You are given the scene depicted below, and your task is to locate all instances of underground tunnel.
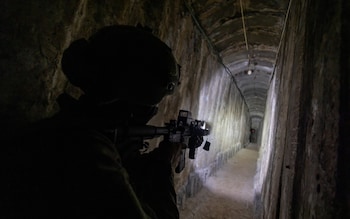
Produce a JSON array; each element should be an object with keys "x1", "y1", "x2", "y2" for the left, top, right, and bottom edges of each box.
[{"x1": 0, "y1": 0, "x2": 349, "y2": 218}]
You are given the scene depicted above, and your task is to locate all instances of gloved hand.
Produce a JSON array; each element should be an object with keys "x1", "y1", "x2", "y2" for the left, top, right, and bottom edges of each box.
[
  {"x1": 153, "y1": 140, "x2": 185, "y2": 169},
  {"x1": 189, "y1": 135, "x2": 204, "y2": 148}
]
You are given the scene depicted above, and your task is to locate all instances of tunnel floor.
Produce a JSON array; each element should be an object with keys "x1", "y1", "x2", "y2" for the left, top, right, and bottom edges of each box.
[{"x1": 179, "y1": 143, "x2": 259, "y2": 219}]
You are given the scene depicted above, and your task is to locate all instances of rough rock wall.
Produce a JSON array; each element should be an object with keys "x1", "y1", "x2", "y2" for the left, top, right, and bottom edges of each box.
[
  {"x1": 255, "y1": 0, "x2": 343, "y2": 218},
  {"x1": 338, "y1": 0, "x2": 350, "y2": 217},
  {"x1": 0, "y1": 0, "x2": 250, "y2": 207}
]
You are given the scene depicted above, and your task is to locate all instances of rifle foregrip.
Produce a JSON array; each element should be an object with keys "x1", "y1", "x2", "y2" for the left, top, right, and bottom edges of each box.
[{"x1": 126, "y1": 125, "x2": 170, "y2": 139}]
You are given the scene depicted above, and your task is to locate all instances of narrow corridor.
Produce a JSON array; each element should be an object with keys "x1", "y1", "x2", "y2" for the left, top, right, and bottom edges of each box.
[{"x1": 179, "y1": 144, "x2": 259, "y2": 219}]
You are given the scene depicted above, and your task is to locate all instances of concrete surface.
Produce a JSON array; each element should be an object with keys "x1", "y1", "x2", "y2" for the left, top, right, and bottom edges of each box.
[{"x1": 179, "y1": 144, "x2": 258, "y2": 219}]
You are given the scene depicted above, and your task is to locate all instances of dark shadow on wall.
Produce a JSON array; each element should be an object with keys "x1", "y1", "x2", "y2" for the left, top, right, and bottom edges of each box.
[{"x1": 337, "y1": 0, "x2": 350, "y2": 218}]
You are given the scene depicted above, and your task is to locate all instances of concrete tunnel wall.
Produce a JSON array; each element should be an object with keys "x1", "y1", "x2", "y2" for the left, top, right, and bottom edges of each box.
[
  {"x1": 0, "y1": 0, "x2": 250, "y2": 208},
  {"x1": 254, "y1": 0, "x2": 347, "y2": 218}
]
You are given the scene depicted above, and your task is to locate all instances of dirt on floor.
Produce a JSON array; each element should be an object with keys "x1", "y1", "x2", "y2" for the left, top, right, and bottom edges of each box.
[{"x1": 179, "y1": 144, "x2": 259, "y2": 219}]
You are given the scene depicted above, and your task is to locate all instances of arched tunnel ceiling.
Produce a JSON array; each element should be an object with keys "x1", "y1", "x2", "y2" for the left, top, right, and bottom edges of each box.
[{"x1": 187, "y1": 0, "x2": 290, "y2": 123}]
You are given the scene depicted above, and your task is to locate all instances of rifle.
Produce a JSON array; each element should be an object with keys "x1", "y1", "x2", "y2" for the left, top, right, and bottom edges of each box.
[{"x1": 115, "y1": 110, "x2": 211, "y2": 173}]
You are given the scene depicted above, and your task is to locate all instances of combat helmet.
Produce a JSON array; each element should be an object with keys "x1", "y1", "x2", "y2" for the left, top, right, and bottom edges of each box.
[{"x1": 61, "y1": 25, "x2": 180, "y2": 106}]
